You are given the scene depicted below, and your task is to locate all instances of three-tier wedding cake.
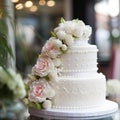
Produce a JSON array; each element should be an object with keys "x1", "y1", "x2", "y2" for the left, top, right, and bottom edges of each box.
[{"x1": 26, "y1": 19, "x2": 118, "y2": 118}]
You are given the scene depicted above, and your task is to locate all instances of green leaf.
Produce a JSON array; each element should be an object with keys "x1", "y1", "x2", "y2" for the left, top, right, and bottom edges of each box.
[
  {"x1": 75, "y1": 18, "x2": 79, "y2": 23},
  {"x1": 51, "y1": 31, "x2": 57, "y2": 37},
  {"x1": 45, "y1": 75, "x2": 50, "y2": 81},
  {"x1": 28, "y1": 102, "x2": 42, "y2": 110},
  {"x1": 0, "y1": 9, "x2": 14, "y2": 69},
  {"x1": 0, "y1": 19, "x2": 7, "y2": 34},
  {"x1": 24, "y1": 83, "x2": 30, "y2": 92},
  {"x1": 0, "y1": 34, "x2": 13, "y2": 68},
  {"x1": 0, "y1": 33, "x2": 13, "y2": 56},
  {"x1": 60, "y1": 17, "x2": 65, "y2": 23},
  {"x1": 34, "y1": 102, "x2": 42, "y2": 110},
  {"x1": 29, "y1": 102, "x2": 34, "y2": 108}
]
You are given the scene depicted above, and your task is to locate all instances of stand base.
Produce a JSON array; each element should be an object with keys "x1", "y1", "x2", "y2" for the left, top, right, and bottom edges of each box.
[{"x1": 29, "y1": 100, "x2": 118, "y2": 120}]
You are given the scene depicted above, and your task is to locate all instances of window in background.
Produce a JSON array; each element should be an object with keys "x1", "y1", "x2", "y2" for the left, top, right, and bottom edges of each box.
[
  {"x1": 94, "y1": 0, "x2": 119, "y2": 64},
  {"x1": 95, "y1": 0, "x2": 120, "y2": 79}
]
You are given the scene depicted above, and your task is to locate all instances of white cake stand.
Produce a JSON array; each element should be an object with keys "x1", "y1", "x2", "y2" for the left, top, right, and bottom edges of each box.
[{"x1": 29, "y1": 100, "x2": 118, "y2": 120}]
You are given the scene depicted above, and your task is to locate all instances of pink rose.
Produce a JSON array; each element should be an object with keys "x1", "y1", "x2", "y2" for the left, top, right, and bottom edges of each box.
[
  {"x1": 28, "y1": 79, "x2": 55, "y2": 102},
  {"x1": 34, "y1": 85, "x2": 44, "y2": 97},
  {"x1": 41, "y1": 37, "x2": 62, "y2": 58},
  {"x1": 32, "y1": 57, "x2": 54, "y2": 77}
]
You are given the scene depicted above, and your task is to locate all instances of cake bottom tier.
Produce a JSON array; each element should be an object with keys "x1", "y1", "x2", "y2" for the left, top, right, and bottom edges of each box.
[{"x1": 52, "y1": 73, "x2": 106, "y2": 109}]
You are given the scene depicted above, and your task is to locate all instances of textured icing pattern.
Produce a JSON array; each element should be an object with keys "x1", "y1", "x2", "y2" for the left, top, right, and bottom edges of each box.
[
  {"x1": 52, "y1": 73, "x2": 106, "y2": 109},
  {"x1": 60, "y1": 43, "x2": 98, "y2": 76},
  {"x1": 52, "y1": 41, "x2": 107, "y2": 109}
]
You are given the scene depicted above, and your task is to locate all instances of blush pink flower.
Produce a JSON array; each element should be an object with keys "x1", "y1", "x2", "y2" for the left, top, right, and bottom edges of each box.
[
  {"x1": 32, "y1": 57, "x2": 54, "y2": 77},
  {"x1": 28, "y1": 79, "x2": 55, "y2": 102},
  {"x1": 41, "y1": 37, "x2": 62, "y2": 58},
  {"x1": 34, "y1": 85, "x2": 44, "y2": 97}
]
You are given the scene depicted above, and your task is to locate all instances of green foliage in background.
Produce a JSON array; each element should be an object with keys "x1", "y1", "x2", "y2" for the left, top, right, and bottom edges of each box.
[{"x1": 0, "y1": 9, "x2": 13, "y2": 69}]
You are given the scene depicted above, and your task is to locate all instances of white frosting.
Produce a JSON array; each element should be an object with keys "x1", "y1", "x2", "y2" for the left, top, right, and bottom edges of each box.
[
  {"x1": 52, "y1": 73, "x2": 106, "y2": 109},
  {"x1": 52, "y1": 41, "x2": 107, "y2": 109},
  {"x1": 60, "y1": 41, "x2": 98, "y2": 76}
]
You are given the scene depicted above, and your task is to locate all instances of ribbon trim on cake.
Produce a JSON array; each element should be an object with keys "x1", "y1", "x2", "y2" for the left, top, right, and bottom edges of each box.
[{"x1": 24, "y1": 18, "x2": 92, "y2": 109}]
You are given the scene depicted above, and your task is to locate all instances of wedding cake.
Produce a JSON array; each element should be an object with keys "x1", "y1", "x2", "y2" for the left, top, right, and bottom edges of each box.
[{"x1": 26, "y1": 19, "x2": 118, "y2": 118}]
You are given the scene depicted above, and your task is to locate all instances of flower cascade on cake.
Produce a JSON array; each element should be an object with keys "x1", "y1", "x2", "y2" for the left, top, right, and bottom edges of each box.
[{"x1": 25, "y1": 18, "x2": 92, "y2": 109}]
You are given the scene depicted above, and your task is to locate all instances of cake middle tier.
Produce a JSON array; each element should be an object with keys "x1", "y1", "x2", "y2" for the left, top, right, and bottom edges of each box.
[{"x1": 60, "y1": 44, "x2": 98, "y2": 76}]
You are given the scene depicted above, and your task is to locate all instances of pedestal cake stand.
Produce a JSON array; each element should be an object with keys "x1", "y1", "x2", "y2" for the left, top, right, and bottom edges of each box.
[{"x1": 29, "y1": 100, "x2": 118, "y2": 120}]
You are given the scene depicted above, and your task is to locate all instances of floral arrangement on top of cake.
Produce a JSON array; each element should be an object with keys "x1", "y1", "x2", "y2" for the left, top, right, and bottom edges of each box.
[{"x1": 24, "y1": 18, "x2": 92, "y2": 109}]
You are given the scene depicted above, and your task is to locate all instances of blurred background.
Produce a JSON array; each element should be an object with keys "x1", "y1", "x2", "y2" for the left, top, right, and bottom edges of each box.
[
  {"x1": 1, "y1": 0, "x2": 120, "y2": 80},
  {"x1": 1, "y1": 1, "x2": 120, "y2": 119}
]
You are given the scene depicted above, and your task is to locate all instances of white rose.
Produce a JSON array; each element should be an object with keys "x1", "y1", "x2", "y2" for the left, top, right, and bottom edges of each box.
[
  {"x1": 55, "y1": 39, "x2": 63, "y2": 48},
  {"x1": 61, "y1": 44, "x2": 68, "y2": 51},
  {"x1": 48, "y1": 37, "x2": 62, "y2": 46},
  {"x1": 54, "y1": 26, "x2": 60, "y2": 33},
  {"x1": 73, "y1": 20, "x2": 85, "y2": 27},
  {"x1": 73, "y1": 26, "x2": 84, "y2": 38},
  {"x1": 58, "y1": 22, "x2": 65, "y2": 29},
  {"x1": 53, "y1": 58, "x2": 61, "y2": 67},
  {"x1": 63, "y1": 21, "x2": 75, "y2": 34},
  {"x1": 48, "y1": 70, "x2": 58, "y2": 82},
  {"x1": 64, "y1": 34, "x2": 74, "y2": 47},
  {"x1": 79, "y1": 25, "x2": 92, "y2": 40},
  {"x1": 56, "y1": 30, "x2": 66, "y2": 40},
  {"x1": 42, "y1": 100, "x2": 52, "y2": 109},
  {"x1": 84, "y1": 25, "x2": 92, "y2": 37},
  {"x1": 54, "y1": 23, "x2": 64, "y2": 32}
]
